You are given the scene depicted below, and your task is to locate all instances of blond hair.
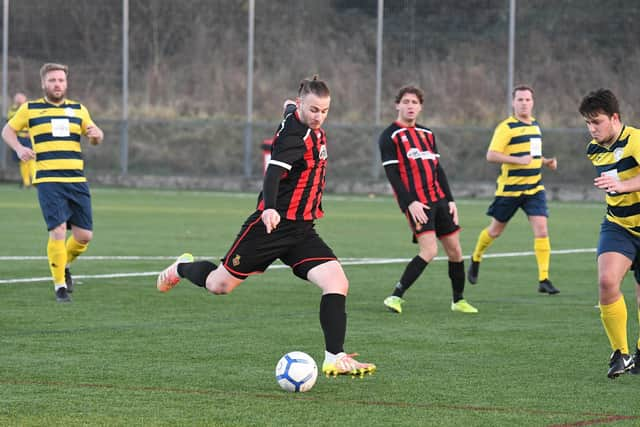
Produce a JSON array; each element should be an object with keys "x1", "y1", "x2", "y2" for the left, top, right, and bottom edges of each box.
[{"x1": 40, "y1": 63, "x2": 69, "y2": 81}]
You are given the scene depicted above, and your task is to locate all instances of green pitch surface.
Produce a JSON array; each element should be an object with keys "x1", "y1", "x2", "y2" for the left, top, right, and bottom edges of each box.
[{"x1": 1, "y1": 184, "x2": 639, "y2": 426}]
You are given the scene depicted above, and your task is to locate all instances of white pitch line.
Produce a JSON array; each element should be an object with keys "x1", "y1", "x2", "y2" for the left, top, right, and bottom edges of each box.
[{"x1": 0, "y1": 248, "x2": 596, "y2": 285}]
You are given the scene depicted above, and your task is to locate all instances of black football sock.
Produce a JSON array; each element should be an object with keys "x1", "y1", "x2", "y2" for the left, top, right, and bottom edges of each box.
[
  {"x1": 319, "y1": 293, "x2": 346, "y2": 355},
  {"x1": 393, "y1": 255, "x2": 428, "y2": 297},
  {"x1": 177, "y1": 261, "x2": 217, "y2": 288},
  {"x1": 449, "y1": 260, "x2": 465, "y2": 302}
]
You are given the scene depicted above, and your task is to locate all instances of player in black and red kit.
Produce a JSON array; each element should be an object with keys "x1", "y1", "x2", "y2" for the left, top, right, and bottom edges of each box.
[
  {"x1": 380, "y1": 86, "x2": 478, "y2": 314},
  {"x1": 156, "y1": 77, "x2": 375, "y2": 377}
]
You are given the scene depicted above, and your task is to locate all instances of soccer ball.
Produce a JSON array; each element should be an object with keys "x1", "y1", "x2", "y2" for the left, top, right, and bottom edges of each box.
[{"x1": 275, "y1": 351, "x2": 318, "y2": 392}]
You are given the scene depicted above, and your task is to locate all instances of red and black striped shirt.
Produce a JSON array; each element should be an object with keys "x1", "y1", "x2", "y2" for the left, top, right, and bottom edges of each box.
[
  {"x1": 379, "y1": 121, "x2": 449, "y2": 210},
  {"x1": 258, "y1": 111, "x2": 327, "y2": 220}
]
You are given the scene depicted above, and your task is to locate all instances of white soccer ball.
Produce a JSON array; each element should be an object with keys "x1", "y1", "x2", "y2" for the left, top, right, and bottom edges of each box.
[{"x1": 275, "y1": 351, "x2": 318, "y2": 392}]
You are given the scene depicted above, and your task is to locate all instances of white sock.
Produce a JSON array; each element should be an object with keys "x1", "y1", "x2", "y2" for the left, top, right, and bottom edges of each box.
[{"x1": 324, "y1": 351, "x2": 346, "y2": 363}]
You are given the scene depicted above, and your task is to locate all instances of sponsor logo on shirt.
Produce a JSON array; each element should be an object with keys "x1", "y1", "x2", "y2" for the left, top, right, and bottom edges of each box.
[{"x1": 406, "y1": 148, "x2": 440, "y2": 161}]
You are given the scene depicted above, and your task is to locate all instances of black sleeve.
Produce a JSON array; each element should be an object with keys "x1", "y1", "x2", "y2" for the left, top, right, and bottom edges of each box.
[
  {"x1": 262, "y1": 164, "x2": 287, "y2": 210},
  {"x1": 378, "y1": 127, "x2": 398, "y2": 165},
  {"x1": 437, "y1": 163, "x2": 454, "y2": 202},
  {"x1": 383, "y1": 163, "x2": 417, "y2": 212}
]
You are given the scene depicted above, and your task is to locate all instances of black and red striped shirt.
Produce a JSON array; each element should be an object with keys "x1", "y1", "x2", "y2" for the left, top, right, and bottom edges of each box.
[
  {"x1": 258, "y1": 110, "x2": 327, "y2": 220},
  {"x1": 379, "y1": 121, "x2": 450, "y2": 211}
]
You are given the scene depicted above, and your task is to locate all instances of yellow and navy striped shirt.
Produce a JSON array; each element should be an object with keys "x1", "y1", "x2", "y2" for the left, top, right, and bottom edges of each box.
[
  {"x1": 488, "y1": 116, "x2": 544, "y2": 197},
  {"x1": 587, "y1": 125, "x2": 640, "y2": 236},
  {"x1": 8, "y1": 97, "x2": 96, "y2": 184}
]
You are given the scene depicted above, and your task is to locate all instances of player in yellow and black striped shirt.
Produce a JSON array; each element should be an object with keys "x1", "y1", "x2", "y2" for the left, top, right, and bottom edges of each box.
[
  {"x1": 468, "y1": 85, "x2": 559, "y2": 294},
  {"x1": 581, "y1": 88, "x2": 640, "y2": 378},
  {"x1": 1, "y1": 63, "x2": 104, "y2": 303}
]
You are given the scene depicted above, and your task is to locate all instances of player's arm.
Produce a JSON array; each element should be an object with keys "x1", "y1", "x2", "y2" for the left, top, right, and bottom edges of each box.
[
  {"x1": 261, "y1": 164, "x2": 286, "y2": 234},
  {"x1": 82, "y1": 108, "x2": 104, "y2": 145},
  {"x1": 486, "y1": 150, "x2": 531, "y2": 165},
  {"x1": 378, "y1": 131, "x2": 416, "y2": 211},
  {"x1": 542, "y1": 156, "x2": 558, "y2": 170},
  {"x1": 486, "y1": 123, "x2": 531, "y2": 165},
  {"x1": 595, "y1": 147, "x2": 640, "y2": 193},
  {"x1": 594, "y1": 172, "x2": 640, "y2": 194},
  {"x1": 2, "y1": 106, "x2": 34, "y2": 160},
  {"x1": 383, "y1": 164, "x2": 417, "y2": 211},
  {"x1": 86, "y1": 124, "x2": 104, "y2": 145},
  {"x1": 437, "y1": 164, "x2": 459, "y2": 225},
  {"x1": 261, "y1": 132, "x2": 305, "y2": 233}
]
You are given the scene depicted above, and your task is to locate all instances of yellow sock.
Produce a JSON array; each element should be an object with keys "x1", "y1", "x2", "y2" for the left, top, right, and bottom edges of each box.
[
  {"x1": 534, "y1": 237, "x2": 551, "y2": 281},
  {"x1": 47, "y1": 238, "x2": 67, "y2": 285},
  {"x1": 600, "y1": 296, "x2": 628, "y2": 354},
  {"x1": 472, "y1": 228, "x2": 495, "y2": 262},
  {"x1": 66, "y1": 235, "x2": 88, "y2": 265}
]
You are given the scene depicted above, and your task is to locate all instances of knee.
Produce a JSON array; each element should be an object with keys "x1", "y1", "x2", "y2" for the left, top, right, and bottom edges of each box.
[
  {"x1": 324, "y1": 277, "x2": 349, "y2": 296},
  {"x1": 207, "y1": 282, "x2": 231, "y2": 295},
  {"x1": 74, "y1": 230, "x2": 93, "y2": 244},
  {"x1": 418, "y1": 248, "x2": 437, "y2": 262},
  {"x1": 205, "y1": 277, "x2": 236, "y2": 295},
  {"x1": 488, "y1": 229, "x2": 502, "y2": 239},
  {"x1": 598, "y1": 275, "x2": 619, "y2": 293},
  {"x1": 446, "y1": 245, "x2": 463, "y2": 261},
  {"x1": 81, "y1": 231, "x2": 93, "y2": 244}
]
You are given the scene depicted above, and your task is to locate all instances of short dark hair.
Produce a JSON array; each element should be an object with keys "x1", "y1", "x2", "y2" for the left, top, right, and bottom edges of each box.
[
  {"x1": 298, "y1": 75, "x2": 330, "y2": 98},
  {"x1": 395, "y1": 86, "x2": 424, "y2": 104},
  {"x1": 579, "y1": 88, "x2": 620, "y2": 119},
  {"x1": 512, "y1": 85, "x2": 534, "y2": 98}
]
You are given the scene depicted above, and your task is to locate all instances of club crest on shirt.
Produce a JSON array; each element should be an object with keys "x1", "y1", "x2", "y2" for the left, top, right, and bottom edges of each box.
[
  {"x1": 614, "y1": 148, "x2": 624, "y2": 162},
  {"x1": 65, "y1": 107, "x2": 75, "y2": 117},
  {"x1": 319, "y1": 145, "x2": 328, "y2": 160},
  {"x1": 232, "y1": 254, "x2": 241, "y2": 267}
]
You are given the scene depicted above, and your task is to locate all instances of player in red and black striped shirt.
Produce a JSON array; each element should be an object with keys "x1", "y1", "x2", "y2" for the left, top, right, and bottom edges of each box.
[
  {"x1": 380, "y1": 86, "x2": 478, "y2": 314},
  {"x1": 156, "y1": 77, "x2": 375, "y2": 377}
]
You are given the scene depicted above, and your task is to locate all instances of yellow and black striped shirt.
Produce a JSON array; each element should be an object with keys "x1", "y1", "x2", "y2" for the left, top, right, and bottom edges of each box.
[
  {"x1": 587, "y1": 125, "x2": 640, "y2": 236},
  {"x1": 8, "y1": 98, "x2": 96, "y2": 184},
  {"x1": 488, "y1": 116, "x2": 544, "y2": 197}
]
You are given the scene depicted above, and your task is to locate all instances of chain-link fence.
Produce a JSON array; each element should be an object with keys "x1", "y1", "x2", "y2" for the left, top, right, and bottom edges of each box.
[{"x1": 1, "y1": 0, "x2": 637, "y2": 200}]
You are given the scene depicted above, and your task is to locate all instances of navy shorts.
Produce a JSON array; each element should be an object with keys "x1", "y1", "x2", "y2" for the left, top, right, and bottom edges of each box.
[
  {"x1": 406, "y1": 198, "x2": 460, "y2": 243},
  {"x1": 222, "y1": 210, "x2": 337, "y2": 280},
  {"x1": 37, "y1": 182, "x2": 93, "y2": 231},
  {"x1": 598, "y1": 219, "x2": 640, "y2": 283},
  {"x1": 487, "y1": 191, "x2": 548, "y2": 223}
]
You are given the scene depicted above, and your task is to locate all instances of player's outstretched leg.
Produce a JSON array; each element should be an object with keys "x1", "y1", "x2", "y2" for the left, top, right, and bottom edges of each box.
[{"x1": 157, "y1": 253, "x2": 194, "y2": 292}]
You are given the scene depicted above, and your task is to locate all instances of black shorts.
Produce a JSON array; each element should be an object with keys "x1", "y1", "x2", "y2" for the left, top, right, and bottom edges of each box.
[
  {"x1": 222, "y1": 210, "x2": 337, "y2": 280},
  {"x1": 406, "y1": 198, "x2": 460, "y2": 243}
]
